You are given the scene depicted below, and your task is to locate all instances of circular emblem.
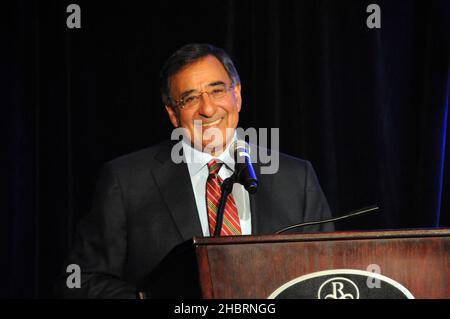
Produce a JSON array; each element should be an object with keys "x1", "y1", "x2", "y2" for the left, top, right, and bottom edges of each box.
[{"x1": 317, "y1": 277, "x2": 360, "y2": 299}]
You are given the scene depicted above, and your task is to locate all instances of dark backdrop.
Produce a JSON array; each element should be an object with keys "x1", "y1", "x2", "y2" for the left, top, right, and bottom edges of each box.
[{"x1": 3, "y1": 0, "x2": 449, "y2": 298}]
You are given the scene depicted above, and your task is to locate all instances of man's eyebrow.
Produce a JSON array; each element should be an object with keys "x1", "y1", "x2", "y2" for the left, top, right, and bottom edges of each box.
[{"x1": 207, "y1": 81, "x2": 226, "y2": 87}]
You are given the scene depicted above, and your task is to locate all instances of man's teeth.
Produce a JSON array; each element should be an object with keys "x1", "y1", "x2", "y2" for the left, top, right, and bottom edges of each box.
[{"x1": 202, "y1": 119, "x2": 222, "y2": 126}]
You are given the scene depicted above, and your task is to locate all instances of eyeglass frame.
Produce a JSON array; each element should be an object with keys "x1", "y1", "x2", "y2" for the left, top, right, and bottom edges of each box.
[{"x1": 173, "y1": 82, "x2": 235, "y2": 109}]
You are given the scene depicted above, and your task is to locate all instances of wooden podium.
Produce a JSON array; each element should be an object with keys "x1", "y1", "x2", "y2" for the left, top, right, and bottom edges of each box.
[{"x1": 141, "y1": 228, "x2": 450, "y2": 299}]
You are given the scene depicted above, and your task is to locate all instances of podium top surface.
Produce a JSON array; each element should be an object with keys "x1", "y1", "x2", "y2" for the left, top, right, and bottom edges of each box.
[{"x1": 191, "y1": 228, "x2": 450, "y2": 246}]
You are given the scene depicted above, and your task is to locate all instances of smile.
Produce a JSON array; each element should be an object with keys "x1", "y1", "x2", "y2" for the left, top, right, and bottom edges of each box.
[{"x1": 201, "y1": 118, "x2": 223, "y2": 127}]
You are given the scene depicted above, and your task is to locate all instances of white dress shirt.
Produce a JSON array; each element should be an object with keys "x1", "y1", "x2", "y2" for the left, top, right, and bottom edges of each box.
[{"x1": 182, "y1": 138, "x2": 252, "y2": 236}]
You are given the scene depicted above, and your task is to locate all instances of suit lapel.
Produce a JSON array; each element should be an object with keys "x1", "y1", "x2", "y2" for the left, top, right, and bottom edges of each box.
[
  {"x1": 152, "y1": 142, "x2": 203, "y2": 241},
  {"x1": 248, "y1": 145, "x2": 276, "y2": 235}
]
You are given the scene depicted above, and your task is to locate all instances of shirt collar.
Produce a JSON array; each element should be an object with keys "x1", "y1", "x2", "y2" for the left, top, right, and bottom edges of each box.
[{"x1": 182, "y1": 133, "x2": 237, "y2": 176}]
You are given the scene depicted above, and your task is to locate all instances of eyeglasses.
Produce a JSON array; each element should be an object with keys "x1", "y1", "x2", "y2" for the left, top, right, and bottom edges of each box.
[{"x1": 174, "y1": 83, "x2": 234, "y2": 109}]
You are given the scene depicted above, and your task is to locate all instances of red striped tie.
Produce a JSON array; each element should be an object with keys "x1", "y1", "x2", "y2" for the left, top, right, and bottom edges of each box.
[{"x1": 206, "y1": 159, "x2": 242, "y2": 236}]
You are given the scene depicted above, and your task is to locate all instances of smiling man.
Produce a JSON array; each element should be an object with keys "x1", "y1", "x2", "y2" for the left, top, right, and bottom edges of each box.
[{"x1": 56, "y1": 44, "x2": 333, "y2": 298}]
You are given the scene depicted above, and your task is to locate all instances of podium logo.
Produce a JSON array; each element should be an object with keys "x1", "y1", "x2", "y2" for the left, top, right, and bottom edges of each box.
[
  {"x1": 318, "y1": 277, "x2": 360, "y2": 299},
  {"x1": 268, "y1": 269, "x2": 414, "y2": 299}
]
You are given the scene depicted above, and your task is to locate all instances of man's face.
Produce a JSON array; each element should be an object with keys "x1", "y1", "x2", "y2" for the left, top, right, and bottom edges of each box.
[{"x1": 165, "y1": 55, "x2": 241, "y2": 154}]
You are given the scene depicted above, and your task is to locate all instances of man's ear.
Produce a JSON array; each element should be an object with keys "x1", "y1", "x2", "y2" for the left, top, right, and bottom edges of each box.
[
  {"x1": 234, "y1": 84, "x2": 242, "y2": 112},
  {"x1": 165, "y1": 105, "x2": 179, "y2": 128}
]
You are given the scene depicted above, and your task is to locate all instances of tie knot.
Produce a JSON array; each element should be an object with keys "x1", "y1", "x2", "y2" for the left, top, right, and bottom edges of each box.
[{"x1": 207, "y1": 159, "x2": 222, "y2": 177}]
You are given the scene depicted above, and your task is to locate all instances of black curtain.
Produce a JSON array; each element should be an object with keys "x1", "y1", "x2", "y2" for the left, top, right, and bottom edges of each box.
[{"x1": 3, "y1": 0, "x2": 449, "y2": 298}]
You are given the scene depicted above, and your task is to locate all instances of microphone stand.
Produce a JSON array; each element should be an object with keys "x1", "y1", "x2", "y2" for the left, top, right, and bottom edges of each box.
[{"x1": 213, "y1": 175, "x2": 236, "y2": 237}]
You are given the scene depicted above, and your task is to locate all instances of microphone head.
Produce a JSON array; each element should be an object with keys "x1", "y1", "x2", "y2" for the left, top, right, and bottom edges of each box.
[
  {"x1": 230, "y1": 140, "x2": 258, "y2": 194},
  {"x1": 230, "y1": 140, "x2": 251, "y2": 163}
]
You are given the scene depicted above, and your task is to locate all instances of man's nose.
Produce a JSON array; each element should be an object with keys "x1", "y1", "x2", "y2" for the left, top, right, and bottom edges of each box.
[{"x1": 197, "y1": 92, "x2": 217, "y2": 117}]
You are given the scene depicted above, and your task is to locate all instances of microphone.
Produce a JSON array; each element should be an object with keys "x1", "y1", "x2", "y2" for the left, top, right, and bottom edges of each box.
[
  {"x1": 230, "y1": 140, "x2": 258, "y2": 194},
  {"x1": 213, "y1": 141, "x2": 258, "y2": 236},
  {"x1": 275, "y1": 205, "x2": 380, "y2": 234}
]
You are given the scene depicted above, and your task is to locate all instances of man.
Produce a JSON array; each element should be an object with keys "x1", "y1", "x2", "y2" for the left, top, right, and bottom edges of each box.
[{"x1": 57, "y1": 43, "x2": 333, "y2": 298}]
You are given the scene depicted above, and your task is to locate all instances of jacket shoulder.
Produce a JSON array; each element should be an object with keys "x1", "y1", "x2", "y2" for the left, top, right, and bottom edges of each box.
[{"x1": 104, "y1": 140, "x2": 174, "y2": 172}]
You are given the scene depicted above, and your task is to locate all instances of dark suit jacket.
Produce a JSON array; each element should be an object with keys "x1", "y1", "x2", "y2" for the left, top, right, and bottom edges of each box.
[{"x1": 56, "y1": 140, "x2": 333, "y2": 298}]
